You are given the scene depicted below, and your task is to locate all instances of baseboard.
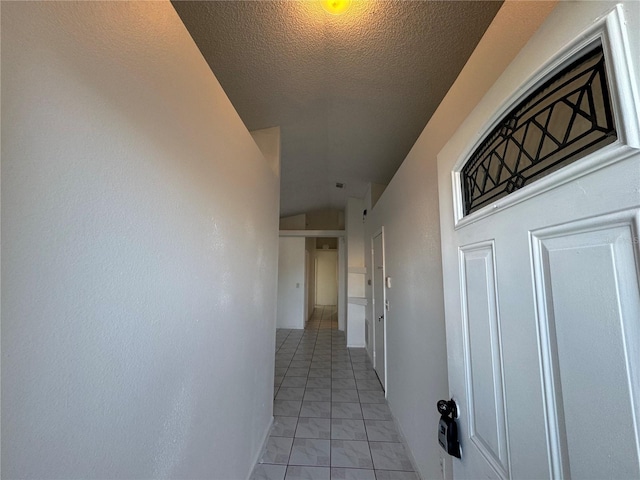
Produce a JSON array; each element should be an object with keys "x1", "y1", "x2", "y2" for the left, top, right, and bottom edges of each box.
[
  {"x1": 245, "y1": 415, "x2": 274, "y2": 480},
  {"x1": 388, "y1": 400, "x2": 424, "y2": 480}
]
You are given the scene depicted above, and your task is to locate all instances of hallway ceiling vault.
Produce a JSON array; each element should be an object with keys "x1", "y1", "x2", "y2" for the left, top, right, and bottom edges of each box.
[{"x1": 173, "y1": 0, "x2": 503, "y2": 217}]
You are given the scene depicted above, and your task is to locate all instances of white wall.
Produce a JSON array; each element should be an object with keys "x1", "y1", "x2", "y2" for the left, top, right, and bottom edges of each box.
[
  {"x1": 305, "y1": 237, "x2": 317, "y2": 319},
  {"x1": 305, "y1": 209, "x2": 345, "y2": 230},
  {"x1": 346, "y1": 197, "x2": 367, "y2": 347},
  {"x1": 251, "y1": 126, "x2": 281, "y2": 178},
  {"x1": 277, "y1": 237, "x2": 306, "y2": 328},
  {"x1": 1, "y1": 2, "x2": 279, "y2": 479},
  {"x1": 280, "y1": 213, "x2": 306, "y2": 230},
  {"x1": 365, "y1": 182, "x2": 387, "y2": 212},
  {"x1": 338, "y1": 237, "x2": 347, "y2": 331},
  {"x1": 363, "y1": 1, "x2": 556, "y2": 478},
  {"x1": 346, "y1": 197, "x2": 365, "y2": 267}
]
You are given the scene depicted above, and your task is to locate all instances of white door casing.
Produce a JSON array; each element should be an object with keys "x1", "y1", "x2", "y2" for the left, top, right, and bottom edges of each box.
[
  {"x1": 438, "y1": 4, "x2": 640, "y2": 479},
  {"x1": 372, "y1": 228, "x2": 387, "y2": 391}
]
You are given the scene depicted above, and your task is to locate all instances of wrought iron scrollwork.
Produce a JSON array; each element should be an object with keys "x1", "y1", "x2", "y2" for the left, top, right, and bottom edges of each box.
[{"x1": 461, "y1": 45, "x2": 617, "y2": 215}]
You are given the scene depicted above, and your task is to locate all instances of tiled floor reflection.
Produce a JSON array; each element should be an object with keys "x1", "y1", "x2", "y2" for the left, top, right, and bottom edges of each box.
[{"x1": 251, "y1": 306, "x2": 419, "y2": 480}]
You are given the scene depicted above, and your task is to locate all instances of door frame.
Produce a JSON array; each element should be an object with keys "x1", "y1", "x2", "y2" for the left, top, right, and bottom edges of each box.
[
  {"x1": 280, "y1": 230, "x2": 346, "y2": 332},
  {"x1": 371, "y1": 226, "x2": 387, "y2": 394}
]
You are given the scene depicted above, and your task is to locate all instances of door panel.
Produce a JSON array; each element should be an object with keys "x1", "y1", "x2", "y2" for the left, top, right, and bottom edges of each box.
[
  {"x1": 531, "y1": 211, "x2": 640, "y2": 479},
  {"x1": 459, "y1": 242, "x2": 509, "y2": 477},
  {"x1": 372, "y1": 231, "x2": 386, "y2": 390}
]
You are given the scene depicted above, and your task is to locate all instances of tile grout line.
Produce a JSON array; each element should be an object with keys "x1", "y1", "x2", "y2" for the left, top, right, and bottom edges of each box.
[{"x1": 262, "y1": 306, "x2": 417, "y2": 479}]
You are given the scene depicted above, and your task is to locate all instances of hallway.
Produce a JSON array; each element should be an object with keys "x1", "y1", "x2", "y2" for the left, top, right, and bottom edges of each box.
[{"x1": 251, "y1": 307, "x2": 418, "y2": 480}]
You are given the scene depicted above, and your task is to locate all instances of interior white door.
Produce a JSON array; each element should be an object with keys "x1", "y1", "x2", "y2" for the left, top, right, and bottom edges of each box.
[
  {"x1": 315, "y1": 250, "x2": 338, "y2": 305},
  {"x1": 305, "y1": 250, "x2": 310, "y2": 323},
  {"x1": 372, "y1": 230, "x2": 386, "y2": 390},
  {"x1": 439, "y1": 10, "x2": 640, "y2": 477},
  {"x1": 276, "y1": 237, "x2": 306, "y2": 329}
]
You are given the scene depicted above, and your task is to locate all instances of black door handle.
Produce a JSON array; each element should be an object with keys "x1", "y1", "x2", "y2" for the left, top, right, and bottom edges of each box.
[
  {"x1": 437, "y1": 398, "x2": 461, "y2": 458},
  {"x1": 437, "y1": 399, "x2": 457, "y2": 417}
]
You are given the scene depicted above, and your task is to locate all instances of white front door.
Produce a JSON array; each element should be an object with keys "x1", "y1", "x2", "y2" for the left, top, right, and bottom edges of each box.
[
  {"x1": 438, "y1": 6, "x2": 640, "y2": 478},
  {"x1": 372, "y1": 230, "x2": 386, "y2": 390},
  {"x1": 446, "y1": 161, "x2": 640, "y2": 478}
]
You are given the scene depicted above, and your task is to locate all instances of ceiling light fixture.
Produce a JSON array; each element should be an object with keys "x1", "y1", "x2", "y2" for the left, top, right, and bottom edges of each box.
[{"x1": 321, "y1": 0, "x2": 351, "y2": 15}]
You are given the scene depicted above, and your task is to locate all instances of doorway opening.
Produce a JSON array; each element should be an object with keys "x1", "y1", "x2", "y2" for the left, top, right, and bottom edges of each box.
[
  {"x1": 277, "y1": 230, "x2": 346, "y2": 331},
  {"x1": 313, "y1": 238, "x2": 338, "y2": 328}
]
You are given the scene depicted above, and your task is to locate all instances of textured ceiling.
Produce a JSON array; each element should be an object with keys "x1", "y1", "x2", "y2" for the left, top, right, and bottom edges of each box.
[{"x1": 173, "y1": 0, "x2": 503, "y2": 216}]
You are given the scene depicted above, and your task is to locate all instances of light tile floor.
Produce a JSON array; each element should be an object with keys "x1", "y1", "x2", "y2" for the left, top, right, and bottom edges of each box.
[{"x1": 251, "y1": 306, "x2": 419, "y2": 480}]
